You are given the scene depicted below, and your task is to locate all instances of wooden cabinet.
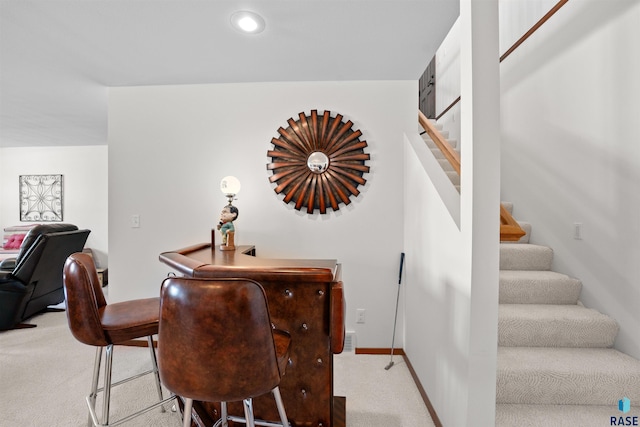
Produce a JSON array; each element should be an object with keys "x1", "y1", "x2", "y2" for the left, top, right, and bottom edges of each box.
[{"x1": 159, "y1": 244, "x2": 345, "y2": 427}]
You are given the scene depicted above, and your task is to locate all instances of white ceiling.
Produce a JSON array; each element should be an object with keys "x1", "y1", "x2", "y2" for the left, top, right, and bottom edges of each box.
[{"x1": 0, "y1": 0, "x2": 459, "y2": 148}]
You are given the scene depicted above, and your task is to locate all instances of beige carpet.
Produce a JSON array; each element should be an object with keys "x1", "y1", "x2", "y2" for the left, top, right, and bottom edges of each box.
[
  {"x1": 496, "y1": 204, "x2": 640, "y2": 425},
  {"x1": 0, "y1": 310, "x2": 434, "y2": 427}
]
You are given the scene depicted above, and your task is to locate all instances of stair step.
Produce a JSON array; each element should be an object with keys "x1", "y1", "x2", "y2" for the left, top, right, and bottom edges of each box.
[
  {"x1": 496, "y1": 404, "x2": 640, "y2": 427},
  {"x1": 430, "y1": 147, "x2": 460, "y2": 160},
  {"x1": 422, "y1": 136, "x2": 458, "y2": 151},
  {"x1": 424, "y1": 119, "x2": 443, "y2": 130},
  {"x1": 498, "y1": 304, "x2": 619, "y2": 347},
  {"x1": 499, "y1": 270, "x2": 582, "y2": 304},
  {"x1": 500, "y1": 243, "x2": 553, "y2": 270},
  {"x1": 445, "y1": 171, "x2": 460, "y2": 185},
  {"x1": 422, "y1": 130, "x2": 450, "y2": 139},
  {"x1": 497, "y1": 347, "x2": 640, "y2": 405},
  {"x1": 437, "y1": 158, "x2": 455, "y2": 171}
]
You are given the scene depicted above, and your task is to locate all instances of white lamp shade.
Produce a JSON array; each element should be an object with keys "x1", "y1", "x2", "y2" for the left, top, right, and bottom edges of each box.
[{"x1": 220, "y1": 176, "x2": 241, "y2": 196}]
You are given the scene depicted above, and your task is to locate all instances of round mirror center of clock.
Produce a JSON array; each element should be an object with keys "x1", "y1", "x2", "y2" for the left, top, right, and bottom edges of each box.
[{"x1": 307, "y1": 152, "x2": 329, "y2": 174}]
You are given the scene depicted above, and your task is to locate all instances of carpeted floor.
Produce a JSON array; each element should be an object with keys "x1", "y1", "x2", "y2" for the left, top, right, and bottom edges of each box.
[{"x1": 0, "y1": 310, "x2": 435, "y2": 427}]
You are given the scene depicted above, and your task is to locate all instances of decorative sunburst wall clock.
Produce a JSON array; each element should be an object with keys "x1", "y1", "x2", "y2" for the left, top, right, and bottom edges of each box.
[
  {"x1": 19, "y1": 174, "x2": 64, "y2": 222},
  {"x1": 267, "y1": 110, "x2": 371, "y2": 214}
]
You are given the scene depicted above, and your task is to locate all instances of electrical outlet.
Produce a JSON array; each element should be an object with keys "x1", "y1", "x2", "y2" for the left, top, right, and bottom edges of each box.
[
  {"x1": 131, "y1": 214, "x2": 140, "y2": 228},
  {"x1": 356, "y1": 309, "x2": 366, "y2": 324}
]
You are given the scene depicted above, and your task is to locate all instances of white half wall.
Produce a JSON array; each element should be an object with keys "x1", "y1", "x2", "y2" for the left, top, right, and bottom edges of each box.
[
  {"x1": 108, "y1": 80, "x2": 415, "y2": 348},
  {"x1": 403, "y1": 0, "x2": 501, "y2": 425},
  {"x1": 0, "y1": 146, "x2": 108, "y2": 267},
  {"x1": 404, "y1": 139, "x2": 470, "y2": 426}
]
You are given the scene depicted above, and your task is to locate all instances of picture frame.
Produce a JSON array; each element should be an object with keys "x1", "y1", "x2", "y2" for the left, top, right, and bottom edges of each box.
[{"x1": 19, "y1": 174, "x2": 64, "y2": 222}]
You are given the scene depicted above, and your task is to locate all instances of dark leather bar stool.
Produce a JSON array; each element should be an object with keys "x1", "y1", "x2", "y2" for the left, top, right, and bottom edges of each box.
[
  {"x1": 158, "y1": 277, "x2": 292, "y2": 427},
  {"x1": 63, "y1": 253, "x2": 174, "y2": 427}
]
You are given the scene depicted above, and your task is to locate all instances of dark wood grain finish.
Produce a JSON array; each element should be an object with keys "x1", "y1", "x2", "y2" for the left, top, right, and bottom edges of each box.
[{"x1": 159, "y1": 244, "x2": 346, "y2": 427}]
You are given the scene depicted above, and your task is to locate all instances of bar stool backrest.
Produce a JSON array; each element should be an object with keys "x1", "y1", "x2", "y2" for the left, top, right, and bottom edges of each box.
[
  {"x1": 63, "y1": 252, "x2": 109, "y2": 347},
  {"x1": 158, "y1": 277, "x2": 283, "y2": 403}
]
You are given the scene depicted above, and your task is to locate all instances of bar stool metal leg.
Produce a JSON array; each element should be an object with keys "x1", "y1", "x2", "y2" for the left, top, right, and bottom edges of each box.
[
  {"x1": 272, "y1": 387, "x2": 289, "y2": 427},
  {"x1": 147, "y1": 336, "x2": 165, "y2": 413},
  {"x1": 182, "y1": 398, "x2": 193, "y2": 427},
  {"x1": 85, "y1": 342, "x2": 176, "y2": 427},
  {"x1": 224, "y1": 394, "x2": 290, "y2": 427},
  {"x1": 102, "y1": 344, "x2": 115, "y2": 426},
  {"x1": 221, "y1": 402, "x2": 229, "y2": 427},
  {"x1": 242, "y1": 398, "x2": 256, "y2": 427},
  {"x1": 88, "y1": 347, "x2": 103, "y2": 427}
]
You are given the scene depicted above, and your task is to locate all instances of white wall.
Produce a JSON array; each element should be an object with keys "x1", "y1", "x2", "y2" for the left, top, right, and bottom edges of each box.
[
  {"x1": 437, "y1": 0, "x2": 572, "y2": 150},
  {"x1": 403, "y1": 0, "x2": 501, "y2": 425},
  {"x1": 501, "y1": 0, "x2": 640, "y2": 359},
  {"x1": 108, "y1": 80, "x2": 414, "y2": 348},
  {"x1": 0, "y1": 146, "x2": 108, "y2": 267},
  {"x1": 498, "y1": 0, "x2": 560, "y2": 53},
  {"x1": 435, "y1": 18, "x2": 462, "y2": 145}
]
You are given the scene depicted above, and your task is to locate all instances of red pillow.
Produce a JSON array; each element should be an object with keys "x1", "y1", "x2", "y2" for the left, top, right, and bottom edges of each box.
[{"x1": 4, "y1": 234, "x2": 25, "y2": 249}]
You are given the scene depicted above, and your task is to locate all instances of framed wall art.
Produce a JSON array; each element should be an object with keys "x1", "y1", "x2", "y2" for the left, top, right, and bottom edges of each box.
[
  {"x1": 267, "y1": 110, "x2": 370, "y2": 214},
  {"x1": 19, "y1": 174, "x2": 64, "y2": 222}
]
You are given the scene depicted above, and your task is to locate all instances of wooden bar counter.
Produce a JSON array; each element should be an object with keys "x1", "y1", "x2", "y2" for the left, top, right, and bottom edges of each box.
[{"x1": 159, "y1": 243, "x2": 346, "y2": 427}]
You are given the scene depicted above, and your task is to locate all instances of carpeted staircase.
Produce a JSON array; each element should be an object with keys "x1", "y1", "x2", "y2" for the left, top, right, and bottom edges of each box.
[
  {"x1": 495, "y1": 203, "x2": 640, "y2": 426},
  {"x1": 420, "y1": 121, "x2": 640, "y2": 424},
  {"x1": 420, "y1": 127, "x2": 460, "y2": 192}
]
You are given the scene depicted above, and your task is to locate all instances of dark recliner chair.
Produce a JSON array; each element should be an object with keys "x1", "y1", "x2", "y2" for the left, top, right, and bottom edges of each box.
[{"x1": 0, "y1": 223, "x2": 90, "y2": 330}]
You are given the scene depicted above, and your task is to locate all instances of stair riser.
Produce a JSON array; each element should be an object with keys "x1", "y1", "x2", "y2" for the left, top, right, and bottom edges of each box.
[
  {"x1": 499, "y1": 281, "x2": 581, "y2": 305},
  {"x1": 497, "y1": 371, "x2": 640, "y2": 405},
  {"x1": 437, "y1": 159, "x2": 455, "y2": 171},
  {"x1": 422, "y1": 134, "x2": 454, "y2": 147},
  {"x1": 499, "y1": 270, "x2": 582, "y2": 304},
  {"x1": 498, "y1": 319, "x2": 618, "y2": 348},
  {"x1": 500, "y1": 245, "x2": 553, "y2": 270},
  {"x1": 446, "y1": 171, "x2": 460, "y2": 185},
  {"x1": 430, "y1": 148, "x2": 460, "y2": 160},
  {"x1": 497, "y1": 348, "x2": 640, "y2": 406},
  {"x1": 496, "y1": 404, "x2": 640, "y2": 427}
]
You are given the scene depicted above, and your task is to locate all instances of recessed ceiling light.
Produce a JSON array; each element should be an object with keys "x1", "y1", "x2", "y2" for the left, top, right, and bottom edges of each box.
[{"x1": 230, "y1": 11, "x2": 265, "y2": 34}]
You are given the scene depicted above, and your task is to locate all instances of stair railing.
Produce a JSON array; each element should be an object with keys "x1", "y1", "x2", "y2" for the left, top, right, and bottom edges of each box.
[
  {"x1": 418, "y1": 110, "x2": 525, "y2": 242},
  {"x1": 499, "y1": 204, "x2": 526, "y2": 241},
  {"x1": 418, "y1": 110, "x2": 460, "y2": 174},
  {"x1": 418, "y1": 0, "x2": 569, "y2": 243}
]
